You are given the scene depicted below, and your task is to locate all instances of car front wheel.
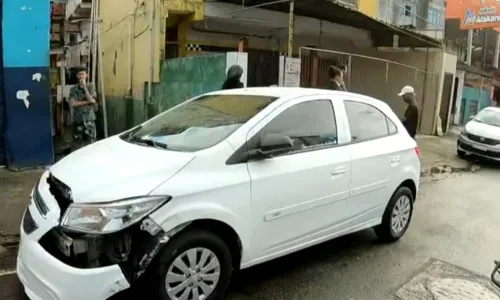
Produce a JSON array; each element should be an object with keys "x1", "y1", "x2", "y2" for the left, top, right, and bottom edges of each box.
[
  {"x1": 374, "y1": 186, "x2": 414, "y2": 243},
  {"x1": 156, "y1": 229, "x2": 233, "y2": 300}
]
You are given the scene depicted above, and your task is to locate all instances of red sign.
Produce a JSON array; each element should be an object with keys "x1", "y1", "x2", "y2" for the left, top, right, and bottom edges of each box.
[{"x1": 447, "y1": 0, "x2": 500, "y2": 32}]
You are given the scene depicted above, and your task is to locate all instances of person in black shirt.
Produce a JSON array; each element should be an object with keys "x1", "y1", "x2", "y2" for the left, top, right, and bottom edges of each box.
[
  {"x1": 398, "y1": 85, "x2": 419, "y2": 138},
  {"x1": 325, "y1": 66, "x2": 345, "y2": 91},
  {"x1": 222, "y1": 65, "x2": 244, "y2": 90}
]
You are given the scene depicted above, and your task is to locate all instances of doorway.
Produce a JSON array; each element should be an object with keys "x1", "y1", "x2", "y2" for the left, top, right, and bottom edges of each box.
[
  {"x1": 247, "y1": 50, "x2": 279, "y2": 87},
  {"x1": 439, "y1": 73, "x2": 454, "y2": 133}
]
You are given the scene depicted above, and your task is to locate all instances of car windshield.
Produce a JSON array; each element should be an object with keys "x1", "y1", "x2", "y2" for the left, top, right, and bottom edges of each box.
[
  {"x1": 473, "y1": 108, "x2": 500, "y2": 127},
  {"x1": 122, "y1": 94, "x2": 277, "y2": 152}
]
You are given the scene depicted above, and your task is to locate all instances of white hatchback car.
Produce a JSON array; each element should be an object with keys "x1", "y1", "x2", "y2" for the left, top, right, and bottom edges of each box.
[{"x1": 18, "y1": 88, "x2": 420, "y2": 300}]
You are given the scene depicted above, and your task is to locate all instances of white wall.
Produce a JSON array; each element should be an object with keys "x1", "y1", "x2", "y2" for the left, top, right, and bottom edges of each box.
[
  {"x1": 443, "y1": 53, "x2": 458, "y2": 131},
  {"x1": 226, "y1": 52, "x2": 248, "y2": 87},
  {"x1": 453, "y1": 71, "x2": 465, "y2": 126},
  {"x1": 279, "y1": 56, "x2": 301, "y2": 87}
]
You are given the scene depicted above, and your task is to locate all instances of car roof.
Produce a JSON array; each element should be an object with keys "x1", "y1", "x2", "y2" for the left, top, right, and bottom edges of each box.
[{"x1": 208, "y1": 87, "x2": 369, "y2": 101}]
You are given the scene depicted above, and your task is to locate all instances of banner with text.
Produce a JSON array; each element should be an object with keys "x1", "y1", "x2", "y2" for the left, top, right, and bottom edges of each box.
[{"x1": 458, "y1": 0, "x2": 500, "y2": 31}]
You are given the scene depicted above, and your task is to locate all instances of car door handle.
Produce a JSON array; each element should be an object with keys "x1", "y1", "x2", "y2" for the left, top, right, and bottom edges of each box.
[{"x1": 331, "y1": 166, "x2": 347, "y2": 175}]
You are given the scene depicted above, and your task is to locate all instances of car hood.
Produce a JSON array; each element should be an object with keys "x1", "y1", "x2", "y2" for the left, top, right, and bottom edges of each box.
[
  {"x1": 49, "y1": 136, "x2": 195, "y2": 203},
  {"x1": 466, "y1": 120, "x2": 500, "y2": 140}
]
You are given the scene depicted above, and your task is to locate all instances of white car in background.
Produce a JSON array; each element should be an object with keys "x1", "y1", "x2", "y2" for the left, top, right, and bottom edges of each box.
[
  {"x1": 458, "y1": 106, "x2": 500, "y2": 161},
  {"x1": 18, "y1": 88, "x2": 420, "y2": 300}
]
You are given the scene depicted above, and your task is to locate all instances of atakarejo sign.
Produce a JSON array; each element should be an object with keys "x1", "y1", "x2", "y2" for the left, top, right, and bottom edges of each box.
[{"x1": 460, "y1": 0, "x2": 500, "y2": 30}]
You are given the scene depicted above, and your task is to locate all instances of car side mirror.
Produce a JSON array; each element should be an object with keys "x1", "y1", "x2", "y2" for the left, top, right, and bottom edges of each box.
[{"x1": 249, "y1": 133, "x2": 293, "y2": 159}]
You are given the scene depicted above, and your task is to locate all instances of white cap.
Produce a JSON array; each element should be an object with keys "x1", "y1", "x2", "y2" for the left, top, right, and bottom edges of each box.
[{"x1": 398, "y1": 85, "x2": 415, "y2": 96}]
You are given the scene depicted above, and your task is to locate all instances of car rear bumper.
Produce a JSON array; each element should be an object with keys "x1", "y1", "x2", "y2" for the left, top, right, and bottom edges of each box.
[
  {"x1": 17, "y1": 206, "x2": 130, "y2": 300},
  {"x1": 457, "y1": 134, "x2": 500, "y2": 161}
]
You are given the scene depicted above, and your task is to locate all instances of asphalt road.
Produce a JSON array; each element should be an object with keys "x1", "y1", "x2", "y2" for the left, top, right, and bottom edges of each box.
[{"x1": 2, "y1": 168, "x2": 500, "y2": 300}]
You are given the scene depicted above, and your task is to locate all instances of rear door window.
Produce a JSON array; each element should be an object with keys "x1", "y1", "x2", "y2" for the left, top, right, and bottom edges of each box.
[{"x1": 344, "y1": 100, "x2": 396, "y2": 142}]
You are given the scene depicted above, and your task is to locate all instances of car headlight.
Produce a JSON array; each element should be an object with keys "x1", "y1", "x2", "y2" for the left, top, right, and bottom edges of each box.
[
  {"x1": 61, "y1": 196, "x2": 170, "y2": 234},
  {"x1": 461, "y1": 127, "x2": 467, "y2": 135}
]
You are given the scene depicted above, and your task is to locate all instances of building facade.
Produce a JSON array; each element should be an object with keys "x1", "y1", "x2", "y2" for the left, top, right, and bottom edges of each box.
[
  {"x1": 92, "y1": 0, "x2": 450, "y2": 136},
  {"x1": 1, "y1": 0, "x2": 53, "y2": 168}
]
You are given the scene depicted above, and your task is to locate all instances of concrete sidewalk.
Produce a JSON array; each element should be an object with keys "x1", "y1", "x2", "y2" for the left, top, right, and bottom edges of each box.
[
  {"x1": 417, "y1": 134, "x2": 468, "y2": 172},
  {"x1": 0, "y1": 133, "x2": 471, "y2": 244},
  {"x1": 0, "y1": 169, "x2": 42, "y2": 242}
]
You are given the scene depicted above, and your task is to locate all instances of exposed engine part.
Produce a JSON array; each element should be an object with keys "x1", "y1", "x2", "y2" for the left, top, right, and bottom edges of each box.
[
  {"x1": 106, "y1": 233, "x2": 132, "y2": 264},
  {"x1": 39, "y1": 221, "x2": 193, "y2": 284},
  {"x1": 140, "y1": 218, "x2": 162, "y2": 236},
  {"x1": 85, "y1": 235, "x2": 102, "y2": 268},
  {"x1": 135, "y1": 234, "x2": 169, "y2": 278}
]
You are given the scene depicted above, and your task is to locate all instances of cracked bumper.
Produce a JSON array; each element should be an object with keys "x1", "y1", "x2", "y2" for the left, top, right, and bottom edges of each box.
[{"x1": 17, "y1": 206, "x2": 130, "y2": 300}]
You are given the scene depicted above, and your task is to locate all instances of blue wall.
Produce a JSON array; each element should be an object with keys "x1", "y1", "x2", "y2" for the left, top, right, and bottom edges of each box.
[
  {"x1": 2, "y1": 0, "x2": 53, "y2": 168},
  {"x1": 460, "y1": 86, "x2": 491, "y2": 125}
]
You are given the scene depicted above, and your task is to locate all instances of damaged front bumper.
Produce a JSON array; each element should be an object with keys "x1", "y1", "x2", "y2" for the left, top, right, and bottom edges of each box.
[
  {"x1": 18, "y1": 205, "x2": 131, "y2": 300},
  {"x1": 18, "y1": 202, "x2": 176, "y2": 300}
]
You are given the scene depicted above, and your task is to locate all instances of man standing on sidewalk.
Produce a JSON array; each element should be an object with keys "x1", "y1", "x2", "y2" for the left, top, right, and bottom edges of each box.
[
  {"x1": 398, "y1": 85, "x2": 419, "y2": 139},
  {"x1": 326, "y1": 66, "x2": 345, "y2": 91},
  {"x1": 69, "y1": 67, "x2": 98, "y2": 150},
  {"x1": 336, "y1": 63, "x2": 348, "y2": 91}
]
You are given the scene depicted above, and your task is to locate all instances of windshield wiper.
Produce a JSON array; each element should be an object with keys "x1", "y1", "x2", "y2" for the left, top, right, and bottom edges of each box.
[{"x1": 128, "y1": 136, "x2": 168, "y2": 149}]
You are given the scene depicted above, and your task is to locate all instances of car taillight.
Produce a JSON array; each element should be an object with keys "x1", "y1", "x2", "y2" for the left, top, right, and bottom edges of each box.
[{"x1": 414, "y1": 146, "x2": 420, "y2": 158}]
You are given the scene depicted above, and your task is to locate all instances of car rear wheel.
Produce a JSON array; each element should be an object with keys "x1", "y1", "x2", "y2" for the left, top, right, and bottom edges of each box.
[
  {"x1": 457, "y1": 149, "x2": 467, "y2": 159},
  {"x1": 156, "y1": 229, "x2": 233, "y2": 300},
  {"x1": 374, "y1": 186, "x2": 414, "y2": 243}
]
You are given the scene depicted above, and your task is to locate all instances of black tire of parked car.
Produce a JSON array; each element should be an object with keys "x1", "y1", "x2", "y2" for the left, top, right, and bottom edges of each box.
[
  {"x1": 374, "y1": 186, "x2": 414, "y2": 243},
  {"x1": 155, "y1": 228, "x2": 234, "y2": 300}
]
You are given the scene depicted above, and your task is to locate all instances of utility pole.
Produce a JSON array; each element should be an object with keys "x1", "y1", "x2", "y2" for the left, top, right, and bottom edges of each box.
[
  {"x1": 482, "y1": 29, "x2": 488, "y2": 69},
  {"x1": 467, "y1": 29, "x2": 473, "y2": 66},
  {"x1": 494, "y1": 32, "x2": 500, "y2": 69},
  {"x1": 146, "y1": 0, "x2": 155, "y2": 121},
  {"x1": 287, "y1": 0, "x2": 294, "y2": 57}
]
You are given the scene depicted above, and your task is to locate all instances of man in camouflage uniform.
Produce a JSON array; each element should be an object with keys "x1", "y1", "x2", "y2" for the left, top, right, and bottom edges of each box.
[{"x1": 69, "y1": 67, "x2": 98, "y2": 150}]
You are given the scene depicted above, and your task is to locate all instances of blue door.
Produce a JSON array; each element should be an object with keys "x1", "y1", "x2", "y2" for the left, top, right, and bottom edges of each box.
[{"x1": 0, "y1": 0, "x2": 5, "y2": 166}]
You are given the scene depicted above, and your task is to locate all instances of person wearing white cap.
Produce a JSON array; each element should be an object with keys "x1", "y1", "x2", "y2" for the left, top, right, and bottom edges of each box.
[{"x1": 398, "y1": 85, "x2": 419, "y2": 139}]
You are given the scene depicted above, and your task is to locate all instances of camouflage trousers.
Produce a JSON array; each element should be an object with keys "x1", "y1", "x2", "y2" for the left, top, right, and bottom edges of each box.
[{"x1": 73, "y1": 121, "x2": 96, "y2": 149}]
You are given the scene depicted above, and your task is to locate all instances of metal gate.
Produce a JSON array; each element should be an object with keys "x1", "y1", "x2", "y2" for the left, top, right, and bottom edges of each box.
[
  {"x1": 300, "y1": 47, "x2": 440, "y2": 134},
  {"x1": 247, "y1": 49, "x2": 279, "y2": 87},
  {"x1": 0, "y1": 0, "x2": 5, "y2": 166}
]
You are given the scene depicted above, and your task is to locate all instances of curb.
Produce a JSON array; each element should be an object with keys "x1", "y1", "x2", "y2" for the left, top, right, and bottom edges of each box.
[{"x1": 0, "y1": 235, "x2": 19, "y2": 247}]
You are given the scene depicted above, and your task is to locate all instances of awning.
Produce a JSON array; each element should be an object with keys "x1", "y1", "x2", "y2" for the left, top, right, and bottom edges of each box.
[
  {"x1": 220, "y1": 0, "x2": 442, "y2": 48},
  {"x1": 457, "y1": 61, "x2": 494, "y2": 78}
]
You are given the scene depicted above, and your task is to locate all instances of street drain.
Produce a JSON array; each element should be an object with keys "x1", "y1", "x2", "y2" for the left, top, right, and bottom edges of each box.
[{"x1": 429, "y1": 278, "x2": 500, "y2": 300}]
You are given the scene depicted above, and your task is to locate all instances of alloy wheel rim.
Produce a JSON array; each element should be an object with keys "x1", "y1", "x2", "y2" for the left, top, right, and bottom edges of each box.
[
  {"x1": 391, "y1": 195, "x2": 411, "y2": 234},
  {"x1": 165, "y1": 247, "x2": 221, "y2": 300}
]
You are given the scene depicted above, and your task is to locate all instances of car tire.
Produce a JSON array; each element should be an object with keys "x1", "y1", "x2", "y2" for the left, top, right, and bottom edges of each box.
[
  {"x1": 457, "y1": 149, "x2": 467, "y2": 159},
  {"x1": 155, "y1": 229, "x2": 233, "y2": 300},
  {"x1": 374, "y1": 186, "x2": 414, "y2": 243}
]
